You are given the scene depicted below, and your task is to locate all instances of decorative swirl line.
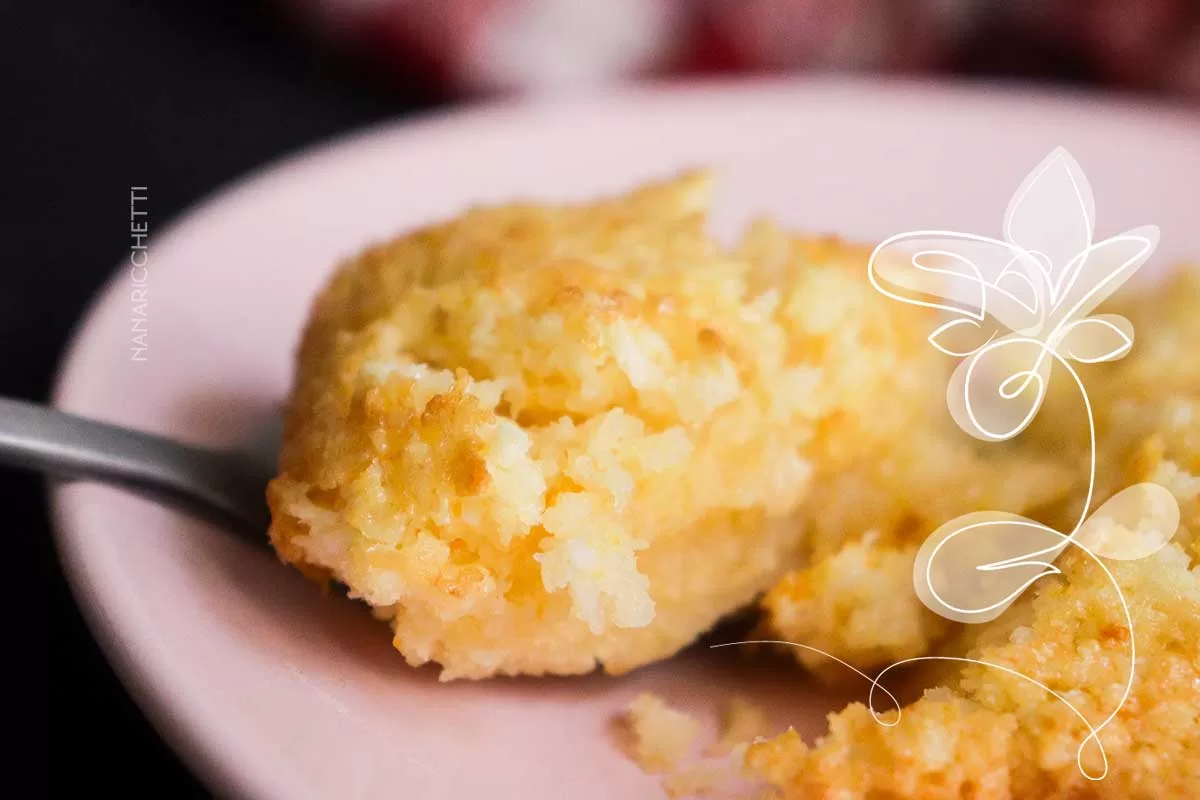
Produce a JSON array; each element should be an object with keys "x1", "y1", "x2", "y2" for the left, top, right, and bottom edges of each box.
[
  {"x1": 923, "y1": 340, "x2": 1096, "y2": 619},
  {"x1": 711, "y1": 642, "x2": 1117, "y2": 779},
  {"x1": 723, "y1": 148, "x2": 1176, "y2": 782}
]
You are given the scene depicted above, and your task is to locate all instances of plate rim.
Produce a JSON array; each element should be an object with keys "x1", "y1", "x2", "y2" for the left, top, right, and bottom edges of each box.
[{"x1": 46, "y1": 74, "x2": 1200, "y2": 799}]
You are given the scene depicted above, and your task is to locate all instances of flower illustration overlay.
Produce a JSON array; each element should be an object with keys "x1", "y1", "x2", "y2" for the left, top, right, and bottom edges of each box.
[{"x1": 718, "y1": 147, "x2": 1179, "y2": 781}]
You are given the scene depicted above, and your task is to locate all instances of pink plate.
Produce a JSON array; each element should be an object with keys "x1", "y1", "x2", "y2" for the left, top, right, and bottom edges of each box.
[{"x1": 50, "y1": 77, "x2": 1199, "y2": 799}]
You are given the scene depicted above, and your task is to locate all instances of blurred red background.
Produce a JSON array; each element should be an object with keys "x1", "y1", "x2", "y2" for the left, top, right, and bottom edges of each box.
[{"x1": 277, "y1": 0, "x2": 1200, "y2": 99}]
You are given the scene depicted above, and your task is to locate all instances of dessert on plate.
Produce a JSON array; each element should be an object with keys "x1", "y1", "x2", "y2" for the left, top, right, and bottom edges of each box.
[
  {"x1": 266, "y1": 172, "x2": 1199, "y2": 798},
  {"x1": 266, "y1": 172, "x2": 1063, "y2": 680},
  {"x1": 269, "y1": 172, "x2": 830, "y2": 679}
]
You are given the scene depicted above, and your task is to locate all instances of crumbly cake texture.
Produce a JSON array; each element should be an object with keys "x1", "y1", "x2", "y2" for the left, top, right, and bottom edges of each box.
[
  {"x1": 268, "y1": 172, "x2": 958, "y2": 679},
  {"x1": 269, "y1": 170, "x2": 1079, "y2": 681},
  {"x1": 745, "y1": 267, "x2": 1200, "y2": 799},
  {"x1": 269, "y1": 171, "x2": 1200, "y2": 794},
  {"x1": 740, "y1": 221, "x2": 1076, "y2": 679},
  {"x1": 614, "y1": 693, "x2": 703, "y2": 774},
  {"x1": 748, "y1": 539, "x2": 1200, "y2": 799},
  {"x1": 709, "y1": 696, "x2": 772, "y2": 757},
  {"x1": 614, "y1": 693, "x2": 773, "y2": 797}
]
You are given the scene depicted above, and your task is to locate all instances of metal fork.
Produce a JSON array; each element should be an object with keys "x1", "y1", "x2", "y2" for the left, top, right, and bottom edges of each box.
[{"x1": 0, "y1": 396, "x2": 279, "y2": 545}]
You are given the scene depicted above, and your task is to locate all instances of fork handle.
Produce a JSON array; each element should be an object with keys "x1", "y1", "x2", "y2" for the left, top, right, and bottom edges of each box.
[{"x1": 0, "y1": 396, "x2": 272, "y2": 543}]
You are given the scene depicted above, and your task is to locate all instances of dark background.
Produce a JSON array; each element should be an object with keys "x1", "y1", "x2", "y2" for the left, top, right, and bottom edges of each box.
[
  {"x1": 5, "y1": 1, "x2": 438, "y2": 796},
  {"x1": 2, "y1": 0, "x2": 1184, "y2": 797}
]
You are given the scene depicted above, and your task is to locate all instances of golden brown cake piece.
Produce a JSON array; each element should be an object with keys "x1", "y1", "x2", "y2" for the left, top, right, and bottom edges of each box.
[
  {"x1": 746, "y1": 267, "x2": 1200, "y2": 799},
  {"x1": 742, "y1": 222, "x2": 1076, "y2": 678},
  {"x1": 267, "y1": 172, "x2": 957, "y2": 679},
  {"x1": 747, "y1": 537, "x2": 1200, "y2": 799},
  {"x1": 759, "y1": 538, "x2": 952, "y2": 679}
]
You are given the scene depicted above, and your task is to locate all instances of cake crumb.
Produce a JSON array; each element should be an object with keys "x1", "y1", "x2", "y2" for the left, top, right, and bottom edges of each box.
[
  {"x1": 663, "y1": 765, "x2": 727, "y2": 798},
  {"x1": 664, "y1": 744, "x2": 766, "y2": 799},
  {"x1": 613, "y1": 693, "x2": 702, "y2": 773},
  {"x1": 708, "y1": 696, "x2": 772, "y2": 756}
]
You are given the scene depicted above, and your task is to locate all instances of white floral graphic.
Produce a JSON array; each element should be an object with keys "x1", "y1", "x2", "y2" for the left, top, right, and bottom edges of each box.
[
  {"x1": 720, "y1": 148, "x2": 1179, "y2": 783},
  {"x1": 864, "y1": 146, "x2": 1179, "y2": 780}
]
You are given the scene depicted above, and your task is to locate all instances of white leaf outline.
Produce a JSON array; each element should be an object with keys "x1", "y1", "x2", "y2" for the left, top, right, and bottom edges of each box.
[
  {"x1": 1004, "y1": 146, "x2": 1096, "y2": 303},
  {"x1": 1073, "y1": 482, "x2": 1180, "y2": 560},
  {"x1": 1055, "y1": 315, "x2": 1134, "y2": 364},
  {"x1": 1044, "y1": 226, "x2": 1159, "y2": 334},
  {"x1": 945, "y1": 332, "x2": 1053, "y2": 442},
  {"x1": 913, "y1": 511, "x2": 1066, "y2": 624},
  {"x1": 927, "y1": 317, "x2": 996, "y2": 358},
  {"x1": 868, "y1": 232, "x2": 1047, "y2": 334},
  {"x1": 992, "y1": 261, "x2": 1040, "y2": 318}
]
